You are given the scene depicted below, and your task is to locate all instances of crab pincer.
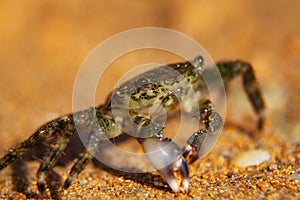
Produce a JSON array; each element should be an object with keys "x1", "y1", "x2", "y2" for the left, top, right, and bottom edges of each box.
[{"x1": 140, "y1": 137, "x2": 190, "y2": 193}]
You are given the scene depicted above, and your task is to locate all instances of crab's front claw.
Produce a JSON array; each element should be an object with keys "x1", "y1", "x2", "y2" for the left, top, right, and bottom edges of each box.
[{"x1": 140, "y1": 137, "x2": 190, "y2": 193}]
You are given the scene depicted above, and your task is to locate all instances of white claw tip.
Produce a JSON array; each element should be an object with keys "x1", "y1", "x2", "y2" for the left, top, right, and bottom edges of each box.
[
  {"x1": 183, "y1": 177, "x2": 190, "y2": 193},
  {"x1": 165, "y1": 176, "x2": 189, "y2": 193},
  {"x1": 167, "y1": 179, "x2": 180, "y2": 193}
]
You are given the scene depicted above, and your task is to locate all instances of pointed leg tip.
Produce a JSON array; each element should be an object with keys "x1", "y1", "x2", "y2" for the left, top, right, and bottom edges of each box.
[
  {"x1": 37, "y1": 181, "x2": 48, "y2": 198},
  {"x1": 257, "y1": 116, "x2": 265, "y2": 131},
  {"x1": 62, "y1": 179, "x2": 71, "y2": 191}
]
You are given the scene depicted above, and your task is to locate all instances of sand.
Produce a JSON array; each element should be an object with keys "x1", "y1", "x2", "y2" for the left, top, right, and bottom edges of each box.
[{"x1": 0, "y1": 1, "x2": 299, "y2": 199}]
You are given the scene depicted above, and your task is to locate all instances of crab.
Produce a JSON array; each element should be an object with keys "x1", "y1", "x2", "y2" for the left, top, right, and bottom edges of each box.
[{"x1": 0, "y1": 56, "x2": 264, "y2": 197}]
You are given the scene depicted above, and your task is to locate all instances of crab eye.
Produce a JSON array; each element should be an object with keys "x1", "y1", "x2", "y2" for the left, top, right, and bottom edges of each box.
[
  {"x1": 192, "y1": 55, "x2": 204, "y2": 71},
  {"x1": 136, "y1": 78, "x2": 149, "y2": 86}
]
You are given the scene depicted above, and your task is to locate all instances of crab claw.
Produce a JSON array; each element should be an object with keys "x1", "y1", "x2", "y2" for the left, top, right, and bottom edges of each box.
[{"x1": 140, "y1": 137, "x2": 190, "y2": 193}]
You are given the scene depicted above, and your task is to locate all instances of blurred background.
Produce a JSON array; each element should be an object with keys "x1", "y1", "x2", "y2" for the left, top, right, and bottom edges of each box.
[{"x1": 0, "y1": 0, "x2": 299, "y2": 198}]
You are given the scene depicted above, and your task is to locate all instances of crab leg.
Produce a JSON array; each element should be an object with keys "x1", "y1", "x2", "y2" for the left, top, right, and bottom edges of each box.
[
  {"x1": 62, "y1": 124, "x2": 107, "y2": 191},
  {"x1": 183, "y1": 99, "x2": 222, "y2": 164},
  {"x1": 216, "y1": 61, "x2": 265, "y2": 129},
  {"x1": 0, "y1": 116, "x2": 71, "y2": 171},
  {"x1": 37, "y1": 123, "x2": 75, "y2": 196}
]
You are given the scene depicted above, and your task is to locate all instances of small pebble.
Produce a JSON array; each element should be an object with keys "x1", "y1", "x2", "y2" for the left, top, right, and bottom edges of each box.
[
  {"x1": 78, "y1": 179, "x2": 88, "y2": 185},
  {"x1": 232, "y1": 149, "x2": 271, "y2": 167},
  {"x1": 290, "y1": 173, "x2": 300, "y2": 180}
]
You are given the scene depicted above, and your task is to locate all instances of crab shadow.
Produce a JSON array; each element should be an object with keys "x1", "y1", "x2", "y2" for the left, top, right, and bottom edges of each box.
[{"x1": 10, "y1": 133, "x2": 170, "y2": 199}]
